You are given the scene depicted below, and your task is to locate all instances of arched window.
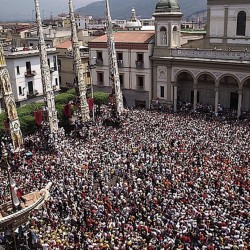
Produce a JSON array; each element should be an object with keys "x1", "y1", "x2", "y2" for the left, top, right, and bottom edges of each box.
[
  {"x1": 173, "y1": 26, "x2": 177, "y2": 32},
  {"x1": 172, "y1": 26, "x2": 178, "y2": 46},
  {"x1": 236, "y1": 11, "x2": 246, "y2": 36},
  {"x1": 160, "y1": 26, "x2": 167, "y2": 45}
]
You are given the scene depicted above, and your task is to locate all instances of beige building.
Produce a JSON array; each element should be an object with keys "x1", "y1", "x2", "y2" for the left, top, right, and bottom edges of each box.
[
  {"x1": 56, "y1": 40, "x2": 91, "y2": 90},
  {"x1": 152, "y1": 0, "x2": 250, "y2": 118},
  {"x1": 89, "y1": 31, "x2": 155, "y2": 107}
]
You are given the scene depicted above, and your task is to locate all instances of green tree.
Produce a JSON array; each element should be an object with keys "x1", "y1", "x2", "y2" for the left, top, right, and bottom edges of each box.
[{"x1": 92, "y1": 92, "x2": 109, "y2": 108}]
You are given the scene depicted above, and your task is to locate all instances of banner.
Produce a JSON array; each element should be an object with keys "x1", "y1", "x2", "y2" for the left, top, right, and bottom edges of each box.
[
  {"x1": 88, "y1": 98, "x2": 94, "y2": 112},
  {"x1": 63, "y1": 103, "x2": 72, "y2": 118},
  {"x1": 34, "y1": 110, "x2": 43, "y2": 126}
]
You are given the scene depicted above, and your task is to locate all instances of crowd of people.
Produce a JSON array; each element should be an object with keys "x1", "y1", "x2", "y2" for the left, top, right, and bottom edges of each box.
[{"x1": 0, "y1": 108, "x2": 249, "y2": 249}]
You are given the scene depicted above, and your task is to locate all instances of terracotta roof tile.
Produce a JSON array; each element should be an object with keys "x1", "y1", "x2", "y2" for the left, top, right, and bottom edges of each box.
[
  {"x1": 90, "y1": 31, "x2": 155, "y2": 44},
  {"x1": 56, "y1": 40, "x2": 72, "y2": 49}
]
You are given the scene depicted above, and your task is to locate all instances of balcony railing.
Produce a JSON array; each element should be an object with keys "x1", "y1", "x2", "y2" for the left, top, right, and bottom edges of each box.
[
  {"x1": 96, "y1": 59, "x2": 103, "y2": 66},
  {"x1": 50, "y1": 67, "x2": 57, "y2": 73},
  {"x1": 117, "y1": 60, "x2": 124, "y2": 68},
  {"x1": 27, "y1": 89, "x2": 39, "y2": 98},
  {"x1": 135, "y1": 60, "x2": 144, "y2": 69},
  {"x1": 97, "y1": 81, "x2": 104, "y2": 85},
  {"x1": 25, "y1": 70, "x2": 36, "y2": 77},
  {"x1": 171, "y1": 48, "x2": 250, "y2": 61},
  {"x1": 137, "y1": 85, "x2": 144, "y2": 91}
]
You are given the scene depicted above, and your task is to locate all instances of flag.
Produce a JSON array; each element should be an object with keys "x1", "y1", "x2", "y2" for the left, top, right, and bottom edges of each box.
[
  {"x1": 10, "y1": 176, "x2": 20, "y2": 207},
  {"x1": 88, "y1": 98, "x2": 94, "y2": 112},
  {"x1": 34, "y1": 110, "x2": 43, "y2": 126},
  {"x1": 63, "y1": 103, "x2": 72, "y2": 118}
]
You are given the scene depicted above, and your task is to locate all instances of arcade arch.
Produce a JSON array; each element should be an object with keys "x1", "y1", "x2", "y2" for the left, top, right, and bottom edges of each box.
[
  {"x1": 196, "y1": 73, "x2": 216, "y2": 107},
  {"x1": 218, "y1": 75, "x2": 239, "y2": 110},
  {"x1": 176, "y1": 71, "x2": 194, "y2": 104}
]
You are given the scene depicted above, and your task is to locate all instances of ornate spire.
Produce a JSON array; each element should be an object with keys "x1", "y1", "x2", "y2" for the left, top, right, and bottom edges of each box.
[
  {"x1": 34, "y1": 0, "x2": 58, "y2": 133},
  {"x1": 0, "y1": 45, "x2": 23, "y2": 149},
  {"x1": 106, "y1": 0, "x2": 124, "y2": 115},
  {"x1": 69, "y1": 0, "x2": 90, "y2": 122}
]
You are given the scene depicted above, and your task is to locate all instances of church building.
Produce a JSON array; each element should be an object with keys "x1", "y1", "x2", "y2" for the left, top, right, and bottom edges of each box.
[{"x1": 152, "y1": 0, "x2": 250, "y2": 118}]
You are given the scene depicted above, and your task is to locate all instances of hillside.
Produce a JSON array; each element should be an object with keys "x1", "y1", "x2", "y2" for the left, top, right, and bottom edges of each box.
[{"x1": 76, "y1": 0, "x2": 207, "y2": 20}]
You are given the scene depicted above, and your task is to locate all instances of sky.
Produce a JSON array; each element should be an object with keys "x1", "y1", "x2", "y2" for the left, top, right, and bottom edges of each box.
[{"x1": 0, "y1": 0, "x2": 96, "y2": 21}]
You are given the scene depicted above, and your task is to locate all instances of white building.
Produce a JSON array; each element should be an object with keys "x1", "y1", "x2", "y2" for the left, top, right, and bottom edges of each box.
[
  {"x1": 89, "y1": 31, "x2": 155, "y2": 107},
  {"x1": 4, "y1": 47, "x2": 60, "y2": 106}
]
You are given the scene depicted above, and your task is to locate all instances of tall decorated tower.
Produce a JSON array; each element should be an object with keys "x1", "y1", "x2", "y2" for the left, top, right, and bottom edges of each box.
[
  {"x1": 0, "y1": 45, "x2": 23, "y2": 149},
  {"x1": 34, "y1": 0, "x2": 59, "y2": 133},
  {"x1": 153, "y1": 0, "x2": 183, "y2": 57},
  {"x1": 106, "y1": 0, "x2": 124, "y2": 115},
  {"x1": 69, "y1": 0, "x2": 90, "y2": 122}
]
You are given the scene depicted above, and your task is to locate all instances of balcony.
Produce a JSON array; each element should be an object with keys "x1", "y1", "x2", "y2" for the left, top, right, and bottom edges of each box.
[
  {"x1": 135, "y1": 60, "x2": 144, "y2": 69},
  {"x1": 27, "y1": 89, "x2": 39, "y2": 98},
  {"x1": 137, "y1": 85, "x2": 144, "y2": 91},
  {"x1": 117, "y1": 60, "x2": 124, "y2": 68},
  {"x1": 50, "y1": 67, "x2": 57, "y2": 73},
  {"x1": 96, "y1": 58, "x2": 103, "y2": 66},
  {"x1": 25, "y1": 70, "x2": 36, "y2": 78}
]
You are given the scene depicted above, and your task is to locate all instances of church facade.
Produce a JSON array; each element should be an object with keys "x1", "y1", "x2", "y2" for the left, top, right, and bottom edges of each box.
[{"x1": 152, "y1": 0, "x2": 250, "y2": 118}]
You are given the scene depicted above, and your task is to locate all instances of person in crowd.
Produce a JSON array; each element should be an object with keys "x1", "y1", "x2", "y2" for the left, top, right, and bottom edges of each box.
[{"x1": 0, "y1": 107, "x2": 249, "y2": 249}]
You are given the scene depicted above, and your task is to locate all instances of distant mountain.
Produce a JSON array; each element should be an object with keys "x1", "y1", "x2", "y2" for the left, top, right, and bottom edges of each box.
[{"x1": 76, "y1": 0, "x2": 207, "y2": 20}]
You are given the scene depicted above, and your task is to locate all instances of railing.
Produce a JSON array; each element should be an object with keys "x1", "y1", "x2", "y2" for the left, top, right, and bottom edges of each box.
[
  {"x1": 96, "y1": 59, "x2": 103, "y2": 66},
  {"x1": 50, "y1": 67, "x2": 57, "y2": 73},
  {"x1": 27, "y1": 90, "x2": 39, "y2": 98},
  {"x1": 171, "y1": 48, "x2": 250, "y2": 61},
  {"x1": 117, "y1": 60, "x2": 124, "y2": 68},
  {"x1": 97, "y1": 81, "x2": 104, "y2": 85},
  {"x1": 135, "y1": 60, "x2": 144, "y2": 69},
  {"x1": 137, "y1": 85, "x2": 144, "y2": 91},
  {"x1": 25, "y1": 70, "x2": 36, "y2": 77}
]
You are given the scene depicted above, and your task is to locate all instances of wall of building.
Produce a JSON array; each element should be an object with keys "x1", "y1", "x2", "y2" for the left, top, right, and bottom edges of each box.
[{"x1": 6, "y1": 52, "x2": 59, "y2": 103}]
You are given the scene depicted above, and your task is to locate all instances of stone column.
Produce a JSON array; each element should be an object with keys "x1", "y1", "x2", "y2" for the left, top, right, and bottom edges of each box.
[
  {"x1": 237, "y1": 89, "x2": 243, "y2": 120},
  {"x1": 193, "y1": 84, "x2": 198, "y2": 110},
  {"x1": 173, "y1": 85, "x2": 177, "y2": 113},
  {"x1": 214, "y1": 87, "x2": 219, "y2": 115}
]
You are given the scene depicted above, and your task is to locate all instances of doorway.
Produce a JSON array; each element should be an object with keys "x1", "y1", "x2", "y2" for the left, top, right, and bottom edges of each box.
[{"x1": 230, "y1": 92, "x2": 238, "y2": 110}]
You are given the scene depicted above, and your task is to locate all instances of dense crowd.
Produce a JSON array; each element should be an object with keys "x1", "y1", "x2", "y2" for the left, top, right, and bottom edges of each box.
[{"x1": 0, "y1": 109, "x2": 249, "y2": 249}]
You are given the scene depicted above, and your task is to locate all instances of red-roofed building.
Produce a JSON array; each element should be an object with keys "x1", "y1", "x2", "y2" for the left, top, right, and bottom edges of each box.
[
  {"x1": 56, "y1": 40, "x2": 91, "y2": 90},
  {"x1": 89, "y1": 31, "x2": 155, "y2": 108}
]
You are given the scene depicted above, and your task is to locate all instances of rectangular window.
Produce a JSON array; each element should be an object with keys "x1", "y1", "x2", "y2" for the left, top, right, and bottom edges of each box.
[
  {"x1": 47, "y1": 58, "x2": 50, "y2": 68},
  {"x1": 137, "y1": 75, "x2": 144, "y2": 90},
  {"x1": 53, "y1": 56, "x2": 57, "y2": 70},
  {"x1": 19, "y1": 86, "x2": 22, "y2": 95},
  {"x1": 59, "y1": 76, "x2": 62, "y2": 84},
  {"x1": 26, "y1": 61, "x2": 31, "y2": 72},
  {"x1": 117, "y1": 52, "x2": 123, "y2": 61},
  {"x1": 16, "y1": 66, "x2": 20, "y2": 75},
  {"x1": 137, "y1": 53, "x2": 144, "y2": 62},
  {"x1": 97, "y1": 72, "x2": 104, "y2": 85},
  {"x1": 119, "y1": 74, "x2": 124, "y2": 88},
  {"x1": 55, "y1": 78, "x2": 58, "y2": 86},
  {"x1": 97, "y1": 51, "x2": 103, "y2": 60},
  {"x1": 28, "y1": 81, "x2": 33, "y2": 95},
  {"x1": 160, "y1": 86, "x2": 164, "y2": 98}
]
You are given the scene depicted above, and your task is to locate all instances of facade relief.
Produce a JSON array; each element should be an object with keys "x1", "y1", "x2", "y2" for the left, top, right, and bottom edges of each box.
[{"x1": 157, "y1": 67, "x2": 167, "y2": 81}]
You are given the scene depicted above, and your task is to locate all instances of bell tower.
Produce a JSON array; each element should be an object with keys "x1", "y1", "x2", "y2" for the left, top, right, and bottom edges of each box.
[{"x1": 153, "y1": 0, "x2": 183, "y2": 56}]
